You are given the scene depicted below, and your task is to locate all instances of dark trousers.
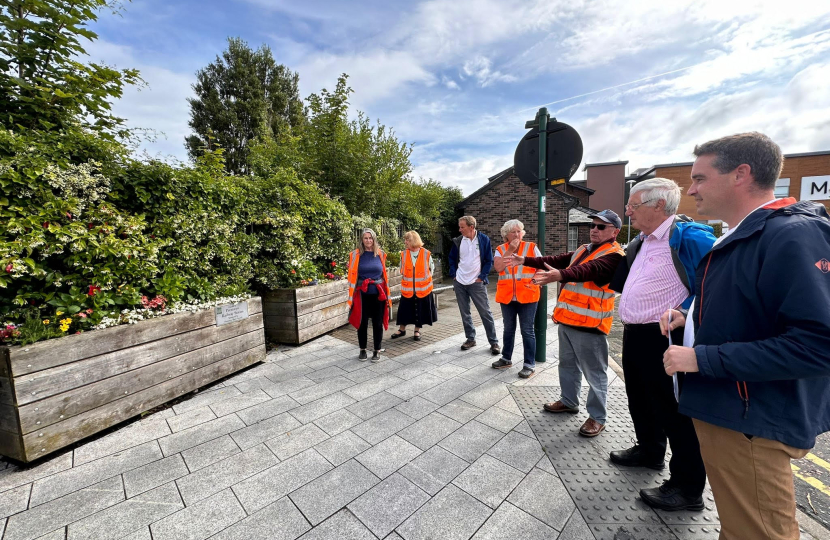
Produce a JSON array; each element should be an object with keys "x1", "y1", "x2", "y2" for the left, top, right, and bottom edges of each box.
[
  {"x1": 357, "y1": 293, "x2": 383, "y2": 351},
  {"x1": 500, "y1": 301, "x2": 537, "y2": 369},
  {"x1": 621, "y1": 323, "x2": 706, "y2": 496}
]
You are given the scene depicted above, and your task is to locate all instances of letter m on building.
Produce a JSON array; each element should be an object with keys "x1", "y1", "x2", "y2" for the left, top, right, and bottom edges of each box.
[{"x1": 811, "y1": 181, "x2": 829, "y2": 196}]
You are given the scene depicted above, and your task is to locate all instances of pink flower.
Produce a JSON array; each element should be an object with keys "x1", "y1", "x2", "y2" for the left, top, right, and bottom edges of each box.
[
  {"x1": 331, "y1": 261, "x2": 337, "y2": 268},
  {"x1": 290, "y1": 269, "x2": 296, "y2": 274},
  {"x1": 4, "y1": 264, "x2": 11, "y2": 273},
  {"x1": 78, "y1": 312, "x2": 87, "y2": 318}
]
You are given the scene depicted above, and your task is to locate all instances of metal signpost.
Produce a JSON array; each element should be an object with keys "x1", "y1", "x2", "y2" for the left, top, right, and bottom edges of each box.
[{"x1": 514, "y1": 109, "x2": 583, "y2": 365}]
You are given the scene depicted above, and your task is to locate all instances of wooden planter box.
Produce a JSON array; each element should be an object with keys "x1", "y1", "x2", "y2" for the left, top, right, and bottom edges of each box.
[
  {"x1": 0, "y1": 297, "x2": 266, "y2": 463},
  {"x1": 263, "y1": 269, "x2": 404, "y2": 345}
]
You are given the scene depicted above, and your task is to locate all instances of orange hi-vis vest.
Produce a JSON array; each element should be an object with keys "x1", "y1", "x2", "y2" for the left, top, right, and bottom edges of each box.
[
  {"x1": 495, "y1": 241, "x2": 541, "y2": 304},
  {"x1": 553, "y1": 241, "x2": 624, "y2": 335},
  {"x1": 400, "y1": 248, "x2": 433, "y2": 298},
  {"x1": 347, "y1": 249, "x2": 391, "y2": 310}
]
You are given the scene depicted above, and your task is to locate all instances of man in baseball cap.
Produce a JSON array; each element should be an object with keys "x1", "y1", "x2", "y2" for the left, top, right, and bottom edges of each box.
[{"x1": 505, "y1": 209, "x2": 625, "y2": 437}]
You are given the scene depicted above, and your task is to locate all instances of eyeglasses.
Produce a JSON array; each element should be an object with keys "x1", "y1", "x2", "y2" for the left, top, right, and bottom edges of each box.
[
  {"x1": 625, "y1": 201, "x2": 650, "y2": 211},
  {"x1": 589, "y1": 224, "x2": 608, "y2": 230}
]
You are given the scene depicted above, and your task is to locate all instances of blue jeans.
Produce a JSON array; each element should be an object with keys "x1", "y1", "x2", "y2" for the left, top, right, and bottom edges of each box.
[
  {"x1": 500, "y1": 301, "x2": 537, "y2": 369},
  {"x1": 453, "y1": 280, "x2": 499, "y2": 345}
]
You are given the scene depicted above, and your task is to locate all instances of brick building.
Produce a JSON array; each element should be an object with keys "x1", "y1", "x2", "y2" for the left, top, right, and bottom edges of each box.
[
  {"x1": 576, "y1": 150, "x2": 830, "y2": 226},
  {"x1": 457, "y1": 167, "x2": 598, "y2": 255}
]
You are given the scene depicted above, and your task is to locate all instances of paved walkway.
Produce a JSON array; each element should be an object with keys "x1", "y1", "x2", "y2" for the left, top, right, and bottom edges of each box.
[{"x1": 1, "y1": 303, "x2": 823, "y2": 539}]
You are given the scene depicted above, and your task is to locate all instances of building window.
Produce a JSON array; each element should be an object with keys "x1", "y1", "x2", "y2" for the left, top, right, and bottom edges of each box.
[
  {"x1": 775, "y1": 177, "x2": 790, "y2": 198},
  {"x1": 568, "y1": 226, "x2": 578, "y2": 252}
]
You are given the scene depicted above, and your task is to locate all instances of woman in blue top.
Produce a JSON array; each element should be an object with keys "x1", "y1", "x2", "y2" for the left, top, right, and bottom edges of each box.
[{"x1": 348, "y1": 229, "x2": 389, "y2": 362}]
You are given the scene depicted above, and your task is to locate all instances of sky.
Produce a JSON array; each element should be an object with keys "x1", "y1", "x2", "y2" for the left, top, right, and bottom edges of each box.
[{"x1": 88, "y1": 0, "x2": 830, "y2": 196}]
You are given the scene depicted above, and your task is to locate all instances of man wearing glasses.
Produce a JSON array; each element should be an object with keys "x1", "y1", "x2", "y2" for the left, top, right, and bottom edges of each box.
[
  {"x1": 506, "y1": 209, "x2": 624, "y2": 438},
  {"x1": 609, "y1": 178, "x2": 716, "y2": 512}
]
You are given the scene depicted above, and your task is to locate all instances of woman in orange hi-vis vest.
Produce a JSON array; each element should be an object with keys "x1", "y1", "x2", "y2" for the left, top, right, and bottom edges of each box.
[
  {"x1": 491, "y1": 219, "x2": 541, "y2": 379},
  {"x1": 347, "y1": 228, "x2": 392, "y2": 363},
  {"x1": 391, "y1": 231, "x2": 438, "y2": 342}
]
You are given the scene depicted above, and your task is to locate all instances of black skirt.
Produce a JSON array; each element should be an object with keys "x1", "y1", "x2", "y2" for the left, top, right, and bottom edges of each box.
[{"x1": 396, "y1": 293, "x2": 438, "y2": 326}]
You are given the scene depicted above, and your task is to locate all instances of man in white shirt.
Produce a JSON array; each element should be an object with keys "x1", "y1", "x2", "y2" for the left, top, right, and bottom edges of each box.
[{"x1": 449, "y1": 216, "x2": 500, "y2": 355}]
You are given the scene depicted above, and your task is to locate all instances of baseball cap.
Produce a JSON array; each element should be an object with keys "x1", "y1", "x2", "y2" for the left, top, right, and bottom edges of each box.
[{"x1": 588, "y1": 209, "x2": 622, "y2": 229}]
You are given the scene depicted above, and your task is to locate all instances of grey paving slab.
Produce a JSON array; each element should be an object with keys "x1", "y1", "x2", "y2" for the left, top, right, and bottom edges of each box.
[
  {"x1": 588, "y1": 523, "x2": 677, "y2": 540},
  {"x1": 289, "y1": 459, "x2": 379, "y2": 526},
  {"x1": 230, "y1": 411, "x2": 301, "y2": 450},
  {"x1": 397, "y1": 483, "x2": 492, "y2": 540},
  {"x1": 123, "y1": 454, "x2": 189, "y2": 498},
  {"x1": 430, "y1": 363, "x2": 467, "y2": 379},
  {"x1": 313, "y1": 409, "x2": 363, "y2": 436},
  {"x1": 459, "y1": 365, "x2": 502, "y2": 384},
  {"x1": 261, "y1": 376, "x2": 316, "y2": 399},
  {"x1": 459, "y1": 380, "x2": 510, "y2": 410},
  {"x1": 32, "y1": 530, "x2": 65, "y2": 540},
  {"x1": 389, "y1": 362, "x2": 433, "y2": 381},
  {"x1": 506, "y1": 468, "x2": 575, "y2": 531},
  {"x1": 150, "y1": 488, "x2": 246, "y2": 540},
  {"x1": 210, "y1": 496, "x2": 311, "y2": 540},
  {"x1": 386, "y1": 373, "x2": 445, "y2": 400},
  {"x1": 180, "y1": 434, "x2": 241, "y2": 472},
  {"x1": 437, "y1": 399, "x2": 484, "y2": 423},
  {"x1": 452, "y1": 454, "x2": 525, "y2": 509},
  {"x1": 314, "y1": 430, "x2": 371, "y2": 467},
  {"x1": 343, "y1": 367, "x2": 381, "y2": 383},
  {"x1": 486, "y1": 430, "x2": 545, "y2": 473},
  {"x1": 236, "y1": 394, "x2": 300, "y2": 425},
  {"x1": 231, "y1": 374, "x2": 273, "y2": 394},
  {"x1": 233, "y1": 449, "x2": 333, "y2": 514},
  {"x1": 67, "y1": 482, "x2": 183, "y2": 540},
  {"x1": 0, "y1": 452, "x2": 72, "y2": 496},
  {"x1": 308, "y1": 365, "x2": 349, "y2": 381},
  {"x1": 209, "y1": 388, "x2": 272, "y2": 417},
  {"x1": 158, "y1": 414, "x2": 246, "y2": 456},
  {"x1": 394, "y1": 396, "x2": 440, "y2": 420},
  {"x1": 121, "y1": 526, "x2": 152, "y2": 540},
  {"x1": 172, "y1": 387, "x2": 242, "y2": 414},
  {"x1": 30, "y1": 441, "x2": 161, "y2": 507},
  {"x1": 166, "y1": 406, "x2": 217, "y2": 433},
  {"x1": 471, "y1": 501, "x2": 556, "y2": 540},
  {"x1": 289, "y1": 392, "x2": 357, "y2": 424},
  {"x1": 557, "y1": 468, "x2": 660, "y2": 527},
  {"x1": 347, "y1": 391, "x2": 403, "y2": 420},
  {"x1": 3, "y1": 476, "x2": 124, "y2": 540},
  {"x1": 557, "y1": 510, "x2": 593, "y2": 540},
  {"x1": 351, "y1": 409, "x2": 416, "y2": 445},
  {"x1": 297, "y1": 509, "x2": 376, "y2": 540},
  {"x1": 535, "y1": 454, "x2": 557, "y2": 476},
  {"x1": 493, "y1": 395, "x2": 522, "y2": 415},
  {"x1": 397, "y1": 412, "x2": 462, "y2": 451},
  {"x1": 355, "y1": 435, "x2": 423, "y2": 479},
  {"x1": 399, "y1": 445, "x2": 469, "y2": 496},
  {"x1": 348, "y1": 473, "x2": 430, "y2": 538},
  {"x1": 438, "y1": 420, "x2": 505, "y2": 463},
  {"x1": 266, "y1": 423, "x2": 330, "y2": 460},
  {"x1": 71, "y1": 416, "x2": 171, "y2": 466},
  {"x1": 512, "y1": 419, "x2": 535, "y2": 438},
  {"x1": 475, "y1": 406, "x2": 523, "y2": 433},
  {"x1": 0, "y1": 484, "x2": 30, "y2": 520},
  {"x1": 176, "y1": 444, "x2": 278, "y2": 505},
  {"x1": 289, "y1": 376, "x2": 354, "y2": 405},
  {"x1": 419, "y1": 377, "x2": 479, "y2": 406},
  {"x1": 343, "y1": 374, "x2": 406, "y2": 401},
  {"x1": 450, "y1": 352, "x2": 493, "y2": 369}
]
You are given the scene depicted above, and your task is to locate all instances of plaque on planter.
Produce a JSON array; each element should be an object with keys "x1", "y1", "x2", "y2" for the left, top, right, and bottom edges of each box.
[{"x1": 216, "y1": 302, "x2": 249, "y2": 326}]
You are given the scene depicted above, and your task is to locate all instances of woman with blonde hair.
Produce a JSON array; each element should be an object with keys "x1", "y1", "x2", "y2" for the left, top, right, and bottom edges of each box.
[
  {"x1": 391, "y1": 230, "x2": 438, "y2": 341},
  {"x1": 347, "y1": 228, "x2": 392, "y2": 362}
]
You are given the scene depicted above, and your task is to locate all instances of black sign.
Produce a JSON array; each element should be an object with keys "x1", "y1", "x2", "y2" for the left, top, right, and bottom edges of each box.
[{"x1": 514, "y1": 120, "x2": 583, "y2": 186}]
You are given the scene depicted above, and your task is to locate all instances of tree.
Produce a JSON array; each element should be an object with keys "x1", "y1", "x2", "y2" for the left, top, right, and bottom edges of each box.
[
  {"x1": 185, "y1": 37, "x2": 304, "y2": 175},
  {"x1": 0, "y1": 0, "x2": 142, "y2": 139},
  {"x1": 301, "y1": 74, "x2": 413, "y2": 218}
]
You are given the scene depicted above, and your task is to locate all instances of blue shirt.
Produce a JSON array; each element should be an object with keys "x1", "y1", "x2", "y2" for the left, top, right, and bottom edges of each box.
[{"x1": 357, "y1": 251, "x2": 384, "y2": 294}]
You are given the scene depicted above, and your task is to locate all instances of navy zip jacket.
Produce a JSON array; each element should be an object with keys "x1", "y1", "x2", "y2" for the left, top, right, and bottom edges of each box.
[
  {"x1": 680, "y1": 199, "x2": 830, "y2": 449},
  {"x1": 448, "y1": 232, "x2": 494, "y2": 284}
]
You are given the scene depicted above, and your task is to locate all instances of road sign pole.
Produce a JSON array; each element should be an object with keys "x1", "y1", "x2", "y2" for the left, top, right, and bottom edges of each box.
[{"x1": 535, "y1": 108, "x2": 548, "y2": 364}]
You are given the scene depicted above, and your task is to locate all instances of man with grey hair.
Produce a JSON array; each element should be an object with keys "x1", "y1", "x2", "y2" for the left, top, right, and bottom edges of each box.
[
  {"x1": 608, "y1": 177, "x2": 716, "y2": 511},
  {"x1": 448, "y1": 216, "x2": 500, "y2": 354}
]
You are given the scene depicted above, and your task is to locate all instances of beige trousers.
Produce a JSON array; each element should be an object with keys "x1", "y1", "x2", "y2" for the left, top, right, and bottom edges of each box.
[{"x1": 693, "y1": 419, "x2": 809, "y2": 540}]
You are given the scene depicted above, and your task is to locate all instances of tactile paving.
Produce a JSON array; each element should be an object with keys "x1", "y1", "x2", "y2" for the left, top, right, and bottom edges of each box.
[{"x1": 510, "y1": 385, "x2": 723, "y2": 540}]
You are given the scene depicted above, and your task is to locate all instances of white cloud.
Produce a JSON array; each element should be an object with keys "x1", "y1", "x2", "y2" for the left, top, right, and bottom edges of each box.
[
  {"x1": 413, "y1": 154, "x2": 513, "y2": 195},
  {"x1": 461, "y1": 56, "x2": 516, "y2": 87}
]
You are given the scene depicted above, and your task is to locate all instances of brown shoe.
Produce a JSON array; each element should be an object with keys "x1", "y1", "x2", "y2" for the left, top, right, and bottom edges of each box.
[
  {"x1": 543, "y1": 401, "x2": 579, "y2": 414},
  {"x1": 579, "y1": 418, "x2": 606, "y2": 438},
  {"x1": 461, "y1": 340, "x2": 477, "y2": 350}
]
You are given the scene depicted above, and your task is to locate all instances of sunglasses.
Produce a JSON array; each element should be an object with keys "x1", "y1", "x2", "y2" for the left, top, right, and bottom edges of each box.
[{"x1": 590, "y1": 224, "x2": 609, "y2": 230}]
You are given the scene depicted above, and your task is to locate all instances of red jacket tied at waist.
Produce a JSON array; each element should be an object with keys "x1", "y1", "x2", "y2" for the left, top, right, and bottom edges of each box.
[{"x1": 348, "y1": 278, "x2": 390, "y2": 330}]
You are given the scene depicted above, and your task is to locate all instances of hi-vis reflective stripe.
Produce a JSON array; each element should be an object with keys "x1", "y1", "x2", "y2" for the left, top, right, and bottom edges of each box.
[
  {"x1": 555, "y1": 302, "x2": 614, "y2": 319},
  {"x1": 565, "y1": 282, "x2": 615, "y2": 299}
]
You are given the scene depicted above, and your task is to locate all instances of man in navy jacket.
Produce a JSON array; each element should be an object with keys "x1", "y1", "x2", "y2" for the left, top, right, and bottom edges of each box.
[
  {"x1": 662, "y1": 132, "x2": 830, "y2": 539},
  {"x1": 448, "y1": 215, "x2": 500, "y2": 354}
]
